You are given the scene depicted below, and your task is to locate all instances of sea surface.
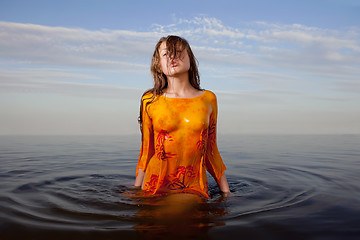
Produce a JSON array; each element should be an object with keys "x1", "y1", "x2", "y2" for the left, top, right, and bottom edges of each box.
[{"x1": 0, "y1": 134, "x2": 359, "y2": 240}]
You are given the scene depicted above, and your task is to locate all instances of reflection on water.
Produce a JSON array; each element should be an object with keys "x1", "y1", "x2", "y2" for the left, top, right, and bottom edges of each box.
[
  {"x1": 0, "y1": 135, "x2": 360, "y2": 239},
  {"x1": 130, "y1": 191, "x2": 229, "y2": 239}
]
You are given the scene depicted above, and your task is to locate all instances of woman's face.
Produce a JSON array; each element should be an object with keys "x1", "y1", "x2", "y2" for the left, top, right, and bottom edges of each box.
[{"x1": 158, "y1": 41, "x2": 190, "y2": 77}]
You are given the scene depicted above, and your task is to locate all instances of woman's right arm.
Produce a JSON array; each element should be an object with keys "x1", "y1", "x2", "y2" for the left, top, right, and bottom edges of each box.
[
  {"x1": 134, "y1": 169, "x2": 145, "y2": 188},
  {"x1": 135, "y1": 95, "x2": 155, "y2": 188}
]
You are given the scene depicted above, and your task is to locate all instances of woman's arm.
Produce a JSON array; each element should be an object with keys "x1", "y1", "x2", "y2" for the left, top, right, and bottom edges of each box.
[
  {"x1": 135, "y1": 94, "x2": 155, "y2": 189},
  {"x1": 218, "y1": 173, "x2": 230, "y2": 194},
  {"x1": 134, "y1": 168, "x2": 145, "y2": 188}
]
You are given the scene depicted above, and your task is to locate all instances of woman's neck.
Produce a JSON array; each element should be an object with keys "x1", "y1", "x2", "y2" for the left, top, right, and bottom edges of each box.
[{"x1": 164, "y1": 73, "x2": 200, "y2": 98}]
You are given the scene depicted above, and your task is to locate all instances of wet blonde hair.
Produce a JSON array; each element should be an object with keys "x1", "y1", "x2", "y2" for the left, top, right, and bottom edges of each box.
[{"x1": 138, "y1": 35, "x2": 201, "y2": 130}]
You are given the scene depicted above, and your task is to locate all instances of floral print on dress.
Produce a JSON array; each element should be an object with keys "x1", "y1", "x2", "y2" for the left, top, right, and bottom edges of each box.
[
  {"x1": 167, "y1": 166, "x2": 196, "y2": 190},
  {"x1": 197, "y1": 128, "x2": 208, "y2": 155},
  {"x1": 144, "y1": 174, "x2": 159, "y2": 192},
  {"x1": 207, "y1": 121, "x2": 216, "y2": 152},
  {"x1": 156, "y1": 130, "x2": 176, "y2": 161}
]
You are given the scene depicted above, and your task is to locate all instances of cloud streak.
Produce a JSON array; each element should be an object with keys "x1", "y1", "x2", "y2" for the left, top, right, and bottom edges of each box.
[
  {"x1": 1, "y1": 18, "x2": 359, "y2": 71},
  {"x1": 0, "y1": 21, "x2": 153, "y2": 69},
  {"x1": 1, "y1": 17, "x2": 359, "y2": 100},
  {"x1": 0, "y1": 68, "x2": 143, "y2": 99},
  {"x1": 1, "y1": 16, "x2": 359, "y2": 134}
]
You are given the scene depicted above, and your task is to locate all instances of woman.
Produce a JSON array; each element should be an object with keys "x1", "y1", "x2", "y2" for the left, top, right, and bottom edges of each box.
[{"x1": 135, "y1": 35, "x2": 230, "y2": 198}]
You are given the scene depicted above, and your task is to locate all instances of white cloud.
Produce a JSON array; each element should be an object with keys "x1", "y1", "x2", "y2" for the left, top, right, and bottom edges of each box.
[
  {"x1": 0, "y1": 21, "x2": 156, "y2": 69},
  {"x1": 1, "y1": 17, "x2": 359, "y2": 135},
  {"x1": 1, "y1": 18, "x2": 359, "y2": 100},
  {"x1": 148, "y1": 17, "x2": 360, "y2": 92},
  {"x1": 0, "y1": 68, "x2": 143, "y2": 99},
  {"x1": 1, "y1": 18, "x2": 359, "y2": 80}
]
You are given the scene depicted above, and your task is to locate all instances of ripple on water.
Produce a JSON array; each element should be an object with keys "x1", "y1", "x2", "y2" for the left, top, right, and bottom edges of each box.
[
  {"x1": 1, "y1": 135, "x2": 359, "y2": 239},
  {"x1": 2, "y1": 163, "x2": 331, "y2": 233}
]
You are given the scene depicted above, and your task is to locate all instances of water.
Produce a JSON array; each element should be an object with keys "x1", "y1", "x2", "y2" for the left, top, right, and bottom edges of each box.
[{"x1": 0, "y1": 134, "x2": 359, "y2": 239}]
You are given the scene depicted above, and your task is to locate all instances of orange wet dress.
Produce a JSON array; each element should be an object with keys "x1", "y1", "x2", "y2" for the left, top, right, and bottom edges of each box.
[{"x1": 136, "y1": 90, "x2": 226, "y2": 198}]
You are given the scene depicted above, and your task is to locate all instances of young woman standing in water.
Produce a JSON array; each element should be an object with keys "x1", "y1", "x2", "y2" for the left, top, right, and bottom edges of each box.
[{"x1": 135, "y1": 35, "x2": 230, "y2": 199}]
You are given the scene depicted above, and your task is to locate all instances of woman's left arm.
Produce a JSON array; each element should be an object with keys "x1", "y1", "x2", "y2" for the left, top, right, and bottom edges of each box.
[
  {"x1": 218, "y1": 173, "x2": 230, "y2": 194},
  {"x1": 204, "y1": 91, "x2": 230, "y2": 195}
]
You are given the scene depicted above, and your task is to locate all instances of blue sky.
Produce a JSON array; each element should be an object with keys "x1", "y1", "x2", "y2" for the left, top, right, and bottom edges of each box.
[{"x1": 1, "y1": 0, "x2": 359, "y2": 135}]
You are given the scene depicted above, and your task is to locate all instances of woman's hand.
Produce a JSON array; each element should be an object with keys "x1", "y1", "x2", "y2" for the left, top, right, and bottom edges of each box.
[
  {"x1": 218, "y1": 173, "x2": 230, "y2": 195},
  {"x1": 135, "y1": 169, "x2": 145, "y2": 188}
]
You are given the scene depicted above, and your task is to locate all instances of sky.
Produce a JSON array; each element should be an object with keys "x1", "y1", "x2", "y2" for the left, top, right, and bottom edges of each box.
[{"x1": 0, "y1": 0, "x2": 359, "y2": 135}]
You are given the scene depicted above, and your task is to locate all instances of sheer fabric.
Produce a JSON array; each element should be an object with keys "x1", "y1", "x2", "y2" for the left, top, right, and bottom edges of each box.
[{"x1": 136, "y1": 90, "x2": 226, "y2": 198}]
